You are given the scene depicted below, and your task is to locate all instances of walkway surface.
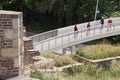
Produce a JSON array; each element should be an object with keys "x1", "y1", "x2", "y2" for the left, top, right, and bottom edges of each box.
[
  {"x1": 33, "y1": 25, "x2": 120, "y2": 52},
  {"x1": 29, "y1": 17, "x2": 120, "y2": 52}
]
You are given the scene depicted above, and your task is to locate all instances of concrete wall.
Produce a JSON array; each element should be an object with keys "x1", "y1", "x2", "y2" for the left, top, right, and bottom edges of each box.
[{"x1": 0, "y1": 10, "x2": 24, "y2": 77}]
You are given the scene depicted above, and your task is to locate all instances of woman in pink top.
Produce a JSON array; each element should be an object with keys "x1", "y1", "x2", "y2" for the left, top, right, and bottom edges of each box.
[{"x1": 108, "y1": 18, "x2": 112, "y2": 26}]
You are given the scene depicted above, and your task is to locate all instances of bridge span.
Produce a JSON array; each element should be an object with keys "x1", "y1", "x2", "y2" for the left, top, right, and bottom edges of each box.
[{"x1": 29, "y1": 17, "x2": 120, "y2": 53}]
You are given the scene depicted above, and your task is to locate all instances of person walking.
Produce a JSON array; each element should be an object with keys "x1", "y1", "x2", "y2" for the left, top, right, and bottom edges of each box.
[
  {"x1": 107, "y1": 18, "x2": 112, "y2": 31},
  {"x1": 74, "y1": 24, "x2": 78, "y2": 38},
  {"x1": 86, "y1": 22, "x2": 91, "y2": 35},
  {"x1": 100, "y1": 17, "x2": 104, "y2": 29}
]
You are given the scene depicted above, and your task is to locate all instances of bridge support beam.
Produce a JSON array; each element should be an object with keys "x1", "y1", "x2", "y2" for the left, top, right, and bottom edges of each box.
[
  {"x1": 70, "y1": 46, "x2": 76, "y2": 54},
  {"x1": 62, "y1": 48, "x2": 66, "y2": 55}
]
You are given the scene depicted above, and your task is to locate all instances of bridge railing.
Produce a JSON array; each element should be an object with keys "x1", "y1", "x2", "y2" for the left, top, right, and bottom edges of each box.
[
  {"x1": 29, "y1": 29, "x2": 58, "y2": 42},
  {"x1": 57, "y1": 17, "x2": 120, "y2": 35},
  {"x1": 33, "y1": 20, "x2": 120, "y2": 52},
  {"x1": 29, "y1": 17, "x2": 120, "y2": 43}
]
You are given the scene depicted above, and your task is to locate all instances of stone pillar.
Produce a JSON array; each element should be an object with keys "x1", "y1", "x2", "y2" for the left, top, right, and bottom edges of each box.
[
  {"x1": 70, "y1": 46, "x2": 76, "y2": 54},
  {"x1": 62, "y1": 48, "x2": 66, "y2": 55},
  {"x1": 23, "y1": 36, "x2": 40, "y2": 65},
  {"x1": 0, "y1": 10, "x2": 24, "y2": 77}
]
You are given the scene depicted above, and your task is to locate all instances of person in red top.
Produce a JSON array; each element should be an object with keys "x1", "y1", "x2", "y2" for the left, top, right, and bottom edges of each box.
[
  {"x1": 86, "y1": 22, "x2": 91, "y2": 35},
  {"x1": 74, "y1": 24, "x2": 78, "y2": 31},
  {"x1": 108, "y1": 18, "x2": 112, "y2": 25},
  {"x1": 74, "y1": 24, "x2": 78, "y2": 38},
  {"x1": 87, "y1": 22, "x2": 91, "y2": 31},
  {"x1": 107, "y1": 18, "x2": 112, "y2": 31}
]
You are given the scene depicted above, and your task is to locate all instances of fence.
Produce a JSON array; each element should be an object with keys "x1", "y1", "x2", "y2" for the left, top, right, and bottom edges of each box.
[{"x1": 30, "y1": 17, "x2": 120, "y2": 52}]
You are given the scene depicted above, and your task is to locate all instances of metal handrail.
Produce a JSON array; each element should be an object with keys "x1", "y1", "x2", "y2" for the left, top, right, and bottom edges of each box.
[
  {"x1": 34, "y1": 23, "x2": 116, "y2": 45},
  {"x1": 29, "y1": 29, "x2": 58, "y2": 38},
  {"x1": 30, "y1": 17, "x2": 120, "y2": 42},
  {"x1": 31, "y1": 18, "x2": 120, "y2": 52}
]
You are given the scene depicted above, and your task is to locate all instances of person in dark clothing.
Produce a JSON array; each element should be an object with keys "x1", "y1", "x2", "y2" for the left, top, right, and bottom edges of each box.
[{"x1": 100, "y1": 17, "x2": 104, "y2": 28}]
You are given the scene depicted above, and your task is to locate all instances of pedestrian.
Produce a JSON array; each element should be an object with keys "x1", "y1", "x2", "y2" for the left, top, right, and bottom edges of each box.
[
  {"x1": 86, "y1": 22, "x2": 91, "y2": 35},
  {"x1": 74, "y1": 24, "x2": 78, "y2": 38},
  {"x1": 107, "y1": 18, "x2": 112, "y2": 31},
  {"x1": 100, "y1": 17, "x2": 104, "y2": 29}
]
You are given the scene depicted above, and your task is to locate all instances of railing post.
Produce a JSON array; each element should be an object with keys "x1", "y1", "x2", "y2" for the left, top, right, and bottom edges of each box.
[
  {"x1": 62, "y1": 36, "x2": 63, "y2": 45},
  {"x1": 81, "y1": 31, "x2": 82, "y2": 38},
  {"x1": 107, "y1": 24, "x2": 109, "y2": 32},
  {"x1": 113, "y1": 23, "x2": 115, "y2": 30},
  {"x1": 94, "y1": 27, "x2": 95, "y2": 35},
  {"x1": 41, "y1": 42, "x2": 43, "y2": 51},
  {"x1": 55, "y1": 38, "x2": 57, "y2": 46},
  {"x1": 39, "y1": 37, "x2": 41, "y2": 42},
  {"x1": 45, "y1": 34, "x2": 47, "y2": 39},
  {"x1": 68, "y1": 34, "x2": 70, "y2": 42},
  {"x1": 48, "y1": 40, "x2": 50, "y2": 49},
  {"x1": 100, "y1": 26, "x2": 102, "y2": 34}
]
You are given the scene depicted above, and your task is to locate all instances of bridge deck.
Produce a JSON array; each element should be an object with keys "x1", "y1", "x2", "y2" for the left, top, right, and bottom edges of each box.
[{"x1": 29, "y1": 18, "x2": 120, "y2": 52}]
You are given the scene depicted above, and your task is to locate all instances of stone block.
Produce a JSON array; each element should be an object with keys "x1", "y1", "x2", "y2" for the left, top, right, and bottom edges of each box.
[
  {"x1": 14, "y1": 58, "x2": 19, "y2": 67},
  {"x1": 1, "y1": 48, "x2": 18, "y2": 57},
  {"x1": 12, "y1": 19, "x2": 18, "y2": 29},
  {"x1": 13, "y1": 40, "x2": 18, "y2": 48},
  {"x1": 4, "y1": 29, "x2": 18, "y2": 39}
]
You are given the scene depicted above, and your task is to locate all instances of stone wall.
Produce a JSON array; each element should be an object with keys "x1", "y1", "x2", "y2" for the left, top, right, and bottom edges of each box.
[
  {"x1": 75, "y1": 55, "x2": 120, "y2": 68},
  {"x1": 0, "y1": 57, "x2": 18, "y2": 76},
  {"x1": 0, "y1": 10, "x2": 24, "y2": 77},
  {"x1": 23, "y1": 37, "x2": 40, "y2": 65},
  {"x1": 23, "y1": 37, "x2": 33, "y2": 50}
]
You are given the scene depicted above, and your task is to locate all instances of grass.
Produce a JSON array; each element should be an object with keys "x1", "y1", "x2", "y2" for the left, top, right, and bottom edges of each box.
[
  {"x1": 31, "y1": 60, "x2": 120, "y2": 80},
  {"x1": 31, "y1": 53, "x2": 120, "y2": 80},
  {"x1": 76, "y1": 44, "x2": 120, "y2": 60},
  {"x1": 30, "y1": 68, "x2": 62, "y2": 80},
  {"x1": 30, "y1": 68, "x2": 45, "y2": 80},
  {"x1": 41, "y1": 53, "x2": 76, "y2": 67},
  {"x1": 63, "y1": 60, "x2": 120, "y2": 80}
]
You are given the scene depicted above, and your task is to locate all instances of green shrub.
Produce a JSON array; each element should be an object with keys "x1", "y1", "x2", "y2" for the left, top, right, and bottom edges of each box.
[
  {"x1": 30, "y1": 68, "x2": 45, "y2": 80},
  {"x1": 64, "y1": 61, "x2": 120, "y2": 80},
  {"x1": 76, "y1": 44, "x2": 120, "y2": 60},
  {"x1": 45, "y1": 76, "x2": 62, "y2": 80},
  {"x1": 76, "y1": 48, "x2": 84, "y2": 56},
  {"x1": 110, "y1": 60, "x2": 120, "y2": 77},
  {"x1": 80, "y1": 63, "x2": 103, "y2": 76},
  {"x1": 64, "y1": 65, "x2": 81, "y2": 75},
  {"x1": 42, "y1": 53, "x2": 76, "y2": 67},
  {"x1": 54, "y1": 60, "x2": 63, "y2": 67},
  {"x1": 64, "y1": 63, "x2": 103, "y2": 76},
  {"x1": 30, "y1": 68, "x2": 63, "y2": 80}
]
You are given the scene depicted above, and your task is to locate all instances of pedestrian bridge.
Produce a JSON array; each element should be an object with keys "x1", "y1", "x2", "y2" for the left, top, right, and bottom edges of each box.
[{"x1": 29, "y1": 17, "x2": 120, "y2": 53}]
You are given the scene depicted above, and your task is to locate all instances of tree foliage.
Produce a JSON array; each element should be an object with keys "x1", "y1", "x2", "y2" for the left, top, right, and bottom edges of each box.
[{"x1": 0, "y1": 0, "x2": 120, "y2": 31}]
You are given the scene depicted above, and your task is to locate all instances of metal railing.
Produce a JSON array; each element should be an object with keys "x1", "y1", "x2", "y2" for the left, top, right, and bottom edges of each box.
[
  {"x1": 29, "y1": 29, "x2": 58, "y2": 42},
  {"x1": 30, "y1": 17, "x2": 120, "y2": 52},
  {"x1": 29, "y1": 17, "x2": 120, "y2": 41}
]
